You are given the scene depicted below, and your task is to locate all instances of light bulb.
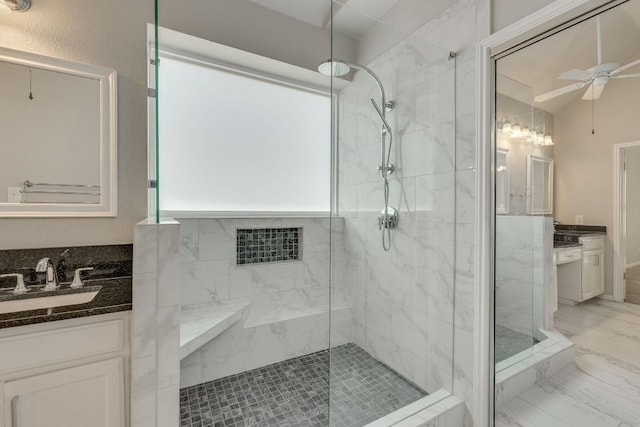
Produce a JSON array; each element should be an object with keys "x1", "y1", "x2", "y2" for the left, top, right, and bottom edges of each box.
[
  {"x1": 510, "y1": 125, "x2": 522, "y2": 138},
  {"x1": 502, "y1": 120, "x2": 512, "y2": 135},
  {"x1": 544, "y1": 134, "x2": 553, "y2": 146},
  {"x1": 521, "y1": 127, "x2": 530, "y2": 137}
]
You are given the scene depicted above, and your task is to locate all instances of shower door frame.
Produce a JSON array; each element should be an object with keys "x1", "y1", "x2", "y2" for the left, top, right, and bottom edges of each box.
[{"x1": 475, "y1": 1, "x2": 622, "y2": 426}]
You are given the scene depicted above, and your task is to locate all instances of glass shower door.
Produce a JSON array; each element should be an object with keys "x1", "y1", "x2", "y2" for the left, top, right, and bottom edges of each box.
[
  {"x1": 494, "y1": 73, "x2": 548, "y2": 369},
  {"x1": 329, "y1": 1, "x2": 457, "y2": 424}
]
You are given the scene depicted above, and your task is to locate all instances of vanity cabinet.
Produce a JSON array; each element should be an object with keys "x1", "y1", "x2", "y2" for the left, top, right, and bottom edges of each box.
[
  {"x1": 557, "y1": 235, "x2": 605, "y2": 304},
  {"x1": 0, "y1": 313, "x2": 129, "y2": 427},
  {"x1": 4, "y1": 358, "x2": 123, "y2": 427},
  {"x1": 582, "y1": 247, "x2": 605, "y2": 300}
]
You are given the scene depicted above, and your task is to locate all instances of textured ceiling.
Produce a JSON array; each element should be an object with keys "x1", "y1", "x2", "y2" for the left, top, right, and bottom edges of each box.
[{"x1": 497, "y1": 0, "x2": 640, "y2": 113}]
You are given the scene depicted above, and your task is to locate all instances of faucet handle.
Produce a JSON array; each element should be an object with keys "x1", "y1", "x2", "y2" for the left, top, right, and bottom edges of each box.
[
  {"x1": 70, "y1": 267, "x2": 94, "y2": 289},
  {"x1": 0, "y1": 273, "x2": 27, "y2": 294}
]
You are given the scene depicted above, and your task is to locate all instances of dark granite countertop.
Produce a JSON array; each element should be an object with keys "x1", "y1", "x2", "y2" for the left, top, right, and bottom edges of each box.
[
  {"x1": 0, "y1": 244, "x2": 132, "y2": 329},
  {"x1": 0, "y1": 277, "x2": 131, "y2": 329},
  {"x1": 555, "y1": 224, "x2": 606, "y2": 235},
  {"x1": 554, "y1": 241, "x2": 583, "y2": 249}
]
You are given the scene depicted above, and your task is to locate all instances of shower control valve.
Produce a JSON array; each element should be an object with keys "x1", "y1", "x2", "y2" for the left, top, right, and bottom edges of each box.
[
  {"x1": 378, "y1": 207, "x2": 399, "y2": 230},
  {"x1": 377, "y1": 163, "x2": 395, "y2": 177}
]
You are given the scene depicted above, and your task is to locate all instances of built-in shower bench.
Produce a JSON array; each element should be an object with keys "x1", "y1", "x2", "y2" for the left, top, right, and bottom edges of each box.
[
  {"x1": 179, "y1": 300, "x2": 351, "y2": 361},
  {"x1": 179, "y1": 301, "x2": 250, "y2": 360}
]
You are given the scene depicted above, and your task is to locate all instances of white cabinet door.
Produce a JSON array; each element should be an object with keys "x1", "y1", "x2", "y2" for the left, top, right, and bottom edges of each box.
[
  {"x1": 582, "y1": 249, "x2": 605, "y2": 300},
  {"x1": 4, "y1": 358, "x2": 124, "y2": 427}
]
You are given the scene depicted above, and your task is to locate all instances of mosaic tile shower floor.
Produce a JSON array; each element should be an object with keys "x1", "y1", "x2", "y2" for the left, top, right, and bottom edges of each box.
[
  {"x1": 180, "y1": 343, "x2": 427, "y2": 427},
  {"x1": 495, "y1": 324, "x2": 542, "y2": 363}
]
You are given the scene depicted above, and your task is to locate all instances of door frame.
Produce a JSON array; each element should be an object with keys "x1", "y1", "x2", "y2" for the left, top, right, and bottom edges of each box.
[
  {"x1": 613, "y1": 141, "x2": 640, "y2": 302},
  {"x1": 475, "y1": 1, "x2": 623, "y2": 426}
]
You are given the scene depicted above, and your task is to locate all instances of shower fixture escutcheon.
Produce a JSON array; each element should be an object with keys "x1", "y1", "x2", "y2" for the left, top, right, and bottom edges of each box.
[
  {"x1": 378, "y1": 207, "x2": 399, "y2": 230},
  {"x1": 377, "y1": 164, "x2": 395, "y2": 176}
]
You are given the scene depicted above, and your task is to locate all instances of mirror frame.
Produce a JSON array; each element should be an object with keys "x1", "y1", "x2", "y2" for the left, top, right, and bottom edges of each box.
[
  {"x1": 0, "y1": 47, "x2": 117, "y2": 217},
  {"x1": 496, "y1": 148, "x2": 510, "y2": 215},
  {"x1": 526, "y1": 154, "x2": 553, "y2": 215}
]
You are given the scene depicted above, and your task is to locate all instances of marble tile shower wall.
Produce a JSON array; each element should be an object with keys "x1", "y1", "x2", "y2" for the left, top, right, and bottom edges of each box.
[
  {"x1": 178, "y1": 217, "x2": 347, "y2": 326},
  {"x1": 496, "y1": 215, "x2": 552, "y2": 342},
  {"x1": 337, "y1": 33, "x2": 456, "y2": 394}
]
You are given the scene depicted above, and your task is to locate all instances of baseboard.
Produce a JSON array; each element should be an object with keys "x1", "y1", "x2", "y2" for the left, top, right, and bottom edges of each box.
[
  {"x1": 626, "y1": 260, "x2": 640, "y2": 269},
  {"x1": 598, "y1": 294, "x2": 616, "y2": 302}
]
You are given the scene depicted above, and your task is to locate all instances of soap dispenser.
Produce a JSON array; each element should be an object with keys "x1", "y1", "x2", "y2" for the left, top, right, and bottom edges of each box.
[{"x1": 70, "y1": 267, "x2": 94, "y2": 288}]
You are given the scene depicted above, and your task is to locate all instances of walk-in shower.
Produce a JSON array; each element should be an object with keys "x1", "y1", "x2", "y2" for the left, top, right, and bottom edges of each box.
[
  {"x1": 151, "y1": 1, "x2": 457, "y2": 426},
  {"x1": 318, "y1": 59, "x2": 398, "y2": 251}
]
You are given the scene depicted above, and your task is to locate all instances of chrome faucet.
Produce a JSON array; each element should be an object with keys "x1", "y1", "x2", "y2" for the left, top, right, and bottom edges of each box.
[{"x1": 35, "y1": 257, "x2": 58, "y2": 291}]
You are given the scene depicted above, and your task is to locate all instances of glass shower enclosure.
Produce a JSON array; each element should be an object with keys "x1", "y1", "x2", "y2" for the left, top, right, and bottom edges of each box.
[
  {"x1": 150, "y1": 1, "x2": 456, "y2": 425},
  {"x1": 494, "y1": 73, "x2": 554, "y2": 370}
]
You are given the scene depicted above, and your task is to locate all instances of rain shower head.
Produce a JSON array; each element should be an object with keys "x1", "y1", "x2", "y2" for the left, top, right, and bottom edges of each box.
[
  {"x1": 317, "y1": 59, "x2": 351, "y2": 77},
  {"x1": 317, "y1": 59, "x2": 391, "y2": 113}
]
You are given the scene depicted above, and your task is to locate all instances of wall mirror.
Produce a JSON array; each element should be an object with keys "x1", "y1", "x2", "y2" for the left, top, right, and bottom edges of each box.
[
  {"x1": 0, "y1": 47, "x2": 117, "y2": 217},
  {"x1": 496, "y1": 148, "x2": 510, "y2": 214},
  {"x1": 527, "y1": 154, "x2": 553, "y2": 215}
]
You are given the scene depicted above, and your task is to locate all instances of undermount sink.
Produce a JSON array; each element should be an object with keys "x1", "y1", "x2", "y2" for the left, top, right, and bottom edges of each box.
[{"x1": 0, "y1": 285, "x2": 102, "y2": 315}]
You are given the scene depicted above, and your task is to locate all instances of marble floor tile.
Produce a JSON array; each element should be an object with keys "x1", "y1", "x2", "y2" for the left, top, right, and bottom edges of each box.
[{"x1": 497, "y1": 300, "x2": 640, "y2": 426}]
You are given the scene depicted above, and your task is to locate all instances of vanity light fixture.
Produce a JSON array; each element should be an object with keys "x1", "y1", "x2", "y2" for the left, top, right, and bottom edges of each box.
[
  {"x1": 534, "y1": 133, "x2": 545, "y2": 145},
  {"x1": 0, "y1": 0, "x2": 30, "y2": 14},
  {"x1": 510, "y1": 124, "x2": 522, "y2": 138},
  {"x1": 544, "y1": 134, "x2": 554, "y2": 146},
  {"x1": 501, "y1": 119, "x2": 512, "y2": 135}
]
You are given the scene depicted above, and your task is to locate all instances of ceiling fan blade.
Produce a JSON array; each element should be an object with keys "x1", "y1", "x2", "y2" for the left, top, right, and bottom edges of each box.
[
  {"x1": 534, "y1": 82, "x2": 588, "y2": 103},
  {"x1": 610, "y1": 59, "x2": 640, "y2": 76},
  {"x1": 558, "y1": 69, "x2": 593, "y2": 81},
  {"x1": 611, "y1": 73, "x2": 640, "y2": 79},
  {"x1": 582, "y1": 83, "x2": 604, "y2": 100}
]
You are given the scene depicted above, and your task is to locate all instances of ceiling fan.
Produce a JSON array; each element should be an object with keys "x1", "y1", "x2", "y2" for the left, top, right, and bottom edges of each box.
[{"x1": 534, "y1": 15, "x2": 640, "y2": 103}]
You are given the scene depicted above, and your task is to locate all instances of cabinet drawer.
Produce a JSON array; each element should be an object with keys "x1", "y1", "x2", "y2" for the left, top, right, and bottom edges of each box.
[
  {"x1": 0, "y1": 319, "x2": 124, "y2": 374},
  {"x1": 580, "y1": 236, "x2": 604, "y2": 250},
  {"x1": 557, "y1": 249, "x2": 582, "y2": 264}
]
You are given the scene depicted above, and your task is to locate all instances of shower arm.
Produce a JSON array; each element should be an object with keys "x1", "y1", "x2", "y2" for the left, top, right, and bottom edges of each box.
[
  {"x1": 343, "y1": 62, "x2": 389, "y2": 113},
  {"x1": 342, "y1": 61, "x2": 393, "y2": 177},
  {"x1": 333, "y1": 60, "x2": 394, "y2": 176}
]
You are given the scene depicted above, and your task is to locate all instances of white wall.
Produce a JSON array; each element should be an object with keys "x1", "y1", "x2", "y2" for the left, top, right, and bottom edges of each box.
[
  {"x1": 554, "y1": 78, "x2": 640, "y2": 295},
  {"x1": 0, "y1": 0, "x2": 151, "y2": 249},
  {"x1": 626, "y1": 146, "x2": 640, "y2": 267},
  {"x1": 492, "y1": 0, "x2": 556, "y2": 31}
]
